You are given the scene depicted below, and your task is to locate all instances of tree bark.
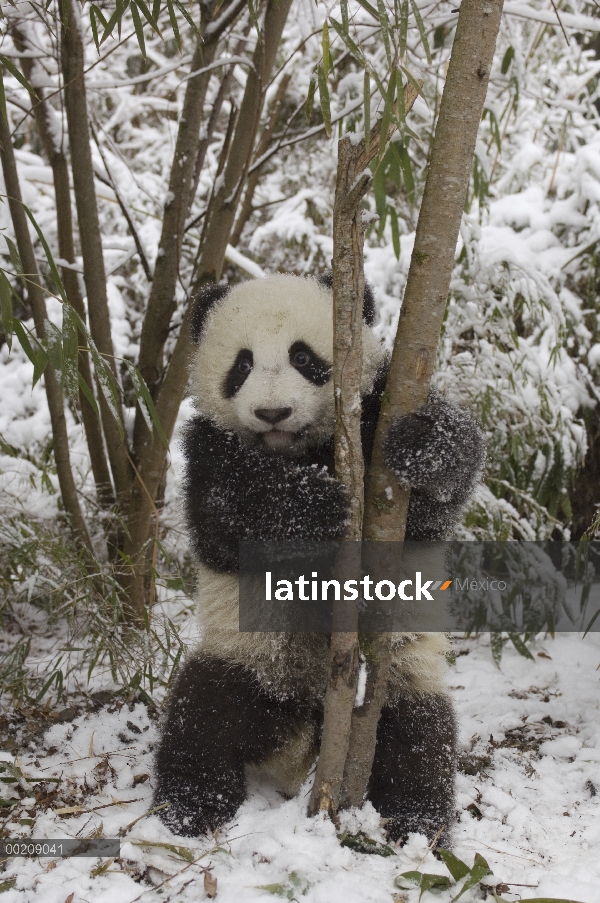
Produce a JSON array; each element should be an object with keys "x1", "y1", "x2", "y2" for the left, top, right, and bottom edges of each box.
[
  {"x1": 192, "y1": 0, "x2": 293, "y2": 290},
  {"x1": 308, "y1": 85, "x2": 420, "y2": 819},
  {"x1": 11, "y1": 22, "x2": 115, "y2": 510},
  {"x1": 230, "y1": 73, "x2": 292, "y2": 247},
  {"x1": 121, "y1": 0, "x2": 293, "y2": 620},
  {"x1": 61, "y1": 0, "x2": 131, "y2": 501},
  {"x1": 134, "y1": 0, "x2": 247, "y2": 402},
  {"x1": 341, "y1": 0, "x2": 505, "y2": 809},
  {"x1": 0, "y1": 96, "x2": 93, "y2": 553}
]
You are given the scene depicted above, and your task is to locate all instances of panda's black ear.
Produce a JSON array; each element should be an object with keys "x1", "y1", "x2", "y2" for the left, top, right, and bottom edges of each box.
[
  {"x1": 316, "y1": 271, "x2": 376, "y2": 326},
  {"x1": 190, "y1": 283, "x2": 230, "y2": 343}
]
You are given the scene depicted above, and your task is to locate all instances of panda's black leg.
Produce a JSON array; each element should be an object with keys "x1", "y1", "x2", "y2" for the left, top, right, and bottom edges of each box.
[
  {"x1": 154, "y1": 656, "x2": 302, "y2": 837},
  {"x1": 367, "y1": 694, "x2": 457, "y2": 847}
]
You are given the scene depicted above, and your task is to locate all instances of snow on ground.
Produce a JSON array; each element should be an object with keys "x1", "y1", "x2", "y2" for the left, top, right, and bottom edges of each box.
[{"x1": 1, "y1": 632, "x2": 599, "y2": 903}]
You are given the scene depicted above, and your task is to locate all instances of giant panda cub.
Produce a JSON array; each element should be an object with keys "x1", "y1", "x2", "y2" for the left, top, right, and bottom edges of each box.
[{"x1": 154, "y1": 273, "x2": 484, "y2": 842}]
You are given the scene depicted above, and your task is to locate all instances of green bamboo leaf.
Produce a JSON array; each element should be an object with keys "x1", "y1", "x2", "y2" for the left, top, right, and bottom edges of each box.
[
  {"x1": 3, "y1": 235, "x2": 22, "y2": 276},
  {"x1": 341, "y1": 0, "x2": 350, "y2": 28},
  {"x1": 44, "y1": 319, "x2": 64, "y2": 386},
  {"x1": 306, "y1": 73, "x2": 316, "y2": 123},
  {"x1": 62, "y1": 302, "x2": 80, "y2": 404},
  {"x1": 130, "y1": 2, "x2": 147, "y2": 59},
  {"x1": 400, "y1": 63, "x2": 426, "y2": 100},
  {"x1": 166, "y1": 0, "x2": 180, "y2": 47},
  {"x1": 0, "y1": 270, "x2": 13, "y2": 351},
  {"x1": 78, "y1": 370, "x2": 99, "y2": 415},
  {"x1": 131, "y1": 840, "x2": 194, "y2": 861},
  {"x1": 386, "y1": 142, "x2": 400, "y2": 185},
  {"x1": 419, "y1": 873, "x2": 452, "y2": 898},
  {"x1": 389, "y1": 206, "x2": 400, "y2": 259},
  {"x1": 583, "y1": 606, "x2": 600, "y2": 638},
  {"x1": 395, "y1": 68, "x2": 405, "y2": 131},
  {"x1": 490, "y1": 631, "x2": 503, "y2": 667},
  {"x1": 394, "y1": 872, "x2": 422, "y2": 889},
  {"x1": 363, "y1": 69, "x2": 371, "y2": 152},
  {"x1": 322, "y1": 21, "x2": 332, "y2": 76},
  {"x1": 437, "y1": 848, "x2": 470, "y2": 882},
  {"x1": 397, "y1": 142, "x2": 415, "y2": 197},
  {"x1": 372, "y1": 162, "x2": 387, "y2": 234},
  {"x1": 0, "y1": 55, "x2": 38, "y2": 99},
  {"x1": 451, "y1": 854, "x2": 492, "y2": 902},
  {"x1": 377, "y1": 0, "x2": 392, "y2": 68},
  {"x1": 101, "y1": 0, "x2": 130, "y2": 45},
  {"x1": 399, "y1": 0, "x2": 409, "y2": 59},
  {"x1": 87, "y1": 338, "x2": 124, "y2": 439},
  {"x1": 501, "y1": 46, "x2": 515, "y2": 74},
  {"x1": 329, "y1": 17, "x2": 366, "y2": 65},
  {"x1": 89, "y1": 4, "x2": 108, "y2": 53},
  {"x1": 22, "y1": 205, "x2": 68, "y2": 304},
  {"x1": 317, "y1": 64, "x2": 331, "y2": 138},
  {"x1": 247, "y1": 0, "x2": 259, "y2": 31},
  {"x1": 509, "y1": 633, "x2": 535, "y2": 660},
  {"x1": 378, "y1": 74, "x2": 395, "y2": 159},
  {"x1": 409, "y1": 0, "x2": 432, "y2": 64},
  {"x1": 123, "y1": 360, "x2": 169, "y2": 448},
  {"x1": 131, "y1": 0, "x2": 160, "y2": 33},
  {"x1": 12, "y1": 319, "x2": 48, "y2": 386},
  {"x1": 355, "y1": 0, "x2": 378, "y2": 17},
  {"x1": 0, "y1": 71, "x2": 7, "y2": 122},
  {"x1": 172, "y1": 0, "x2": 200, "y2": 40}
]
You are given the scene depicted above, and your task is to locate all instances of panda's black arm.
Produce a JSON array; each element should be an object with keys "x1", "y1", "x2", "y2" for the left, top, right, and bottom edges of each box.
[
  {"x1": 183, "y1": 416, "x2": 349, "y2": 572},
  {"x1": 360, "y1": 363, "x2": 486, "y2": 539}
]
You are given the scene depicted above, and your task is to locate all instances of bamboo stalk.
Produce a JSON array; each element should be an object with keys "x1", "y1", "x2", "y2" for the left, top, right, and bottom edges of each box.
[
  {"x1": 122, "y1": 0, "x2": 292, "y2": 620},
  {"x1": 0, "y1": 93, "x2": 93, "y2": 554},
  {"x1": 61, "y1": 0, "x2": 131, "y2": 501},
  {"x1": 341, "y1": 0, "x2": 505, "y2": 808},
  {"x1": 308, "y1": 83, "x2": 420, "y2": 819},
  {"x1": 11, "y1": 22, "x2": 115, "y2": 512}
]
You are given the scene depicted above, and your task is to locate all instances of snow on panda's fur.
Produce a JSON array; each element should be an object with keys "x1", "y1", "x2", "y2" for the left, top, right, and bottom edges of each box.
[{"x1": 154, "y1": 273, "x2": 485, "y2": 842}]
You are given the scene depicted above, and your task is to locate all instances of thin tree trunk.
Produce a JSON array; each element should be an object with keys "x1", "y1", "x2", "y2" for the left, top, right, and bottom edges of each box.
[
  {"x1": 308, "y1": 85, "x2": 420, "y2": 819},
  {"x1": 134, "y1": 0, "x2": 247, "y2": 400},
  {"x1": 193, "y1": 0, "x2": 293, "y2": 290},
  {"x1": 61, "y1": 0, "x2": 131, "y2": 501},
  {"x1": 11, "y1": 22, "x2": 115, "y2": 510},
  {"x1": 122, "y1": 0, "x2": 292, "y2": 620},
  {"x1": 0, "y1": 96, "x2": 93, "y2": 553},
  {"x1": 230, "y1": 73, "x2": 292, "y2": 247},
  {"x1": 341, "y1": 0, "x2": 505, "y2": 809}
]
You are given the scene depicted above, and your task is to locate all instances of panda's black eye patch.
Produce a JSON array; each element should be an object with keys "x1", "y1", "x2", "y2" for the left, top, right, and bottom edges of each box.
[
  {"x1": 223, "y1": 349, "x2": 253, "y2": 398},
  {"x1": 289, "y1": 341, "x2": 331, "y2": 386}
]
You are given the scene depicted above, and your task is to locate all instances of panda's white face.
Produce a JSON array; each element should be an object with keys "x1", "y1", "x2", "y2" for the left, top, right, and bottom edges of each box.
[{"x1": 190, "y1": 274, "x2": 384, "y2": 457}]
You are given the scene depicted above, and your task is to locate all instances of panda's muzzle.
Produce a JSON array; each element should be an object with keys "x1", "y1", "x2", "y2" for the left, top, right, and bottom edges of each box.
[{"x1": 254, "y1": 407, "x2": 292, "y2": 426}]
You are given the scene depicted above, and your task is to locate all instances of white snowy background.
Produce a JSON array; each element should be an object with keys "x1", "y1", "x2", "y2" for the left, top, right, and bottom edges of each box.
[{"x1": 1, "y1": 0, "x2": 600, "y2": 899}]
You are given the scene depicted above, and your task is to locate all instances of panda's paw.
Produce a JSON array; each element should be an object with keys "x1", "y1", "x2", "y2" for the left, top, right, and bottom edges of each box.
[
  {"x1": 383, "y1": 396, "x2": 485, "y2": 498},
  {"x1": 301, "y1": 467, "x2": 351, "y2": 540},
  {"x1": 154, "y1": 781, "x2": 238, "y2": 838}
]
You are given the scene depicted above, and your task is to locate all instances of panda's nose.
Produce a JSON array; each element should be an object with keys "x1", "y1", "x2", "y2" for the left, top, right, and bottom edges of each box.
[{"x1": 255, "y1": 407, "x2": 292, "y2": 425}]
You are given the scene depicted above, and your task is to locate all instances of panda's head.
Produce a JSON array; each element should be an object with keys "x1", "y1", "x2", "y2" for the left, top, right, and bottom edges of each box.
[{"x1": 189, "y1": 274, "x2": 385, "y2": 457}]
